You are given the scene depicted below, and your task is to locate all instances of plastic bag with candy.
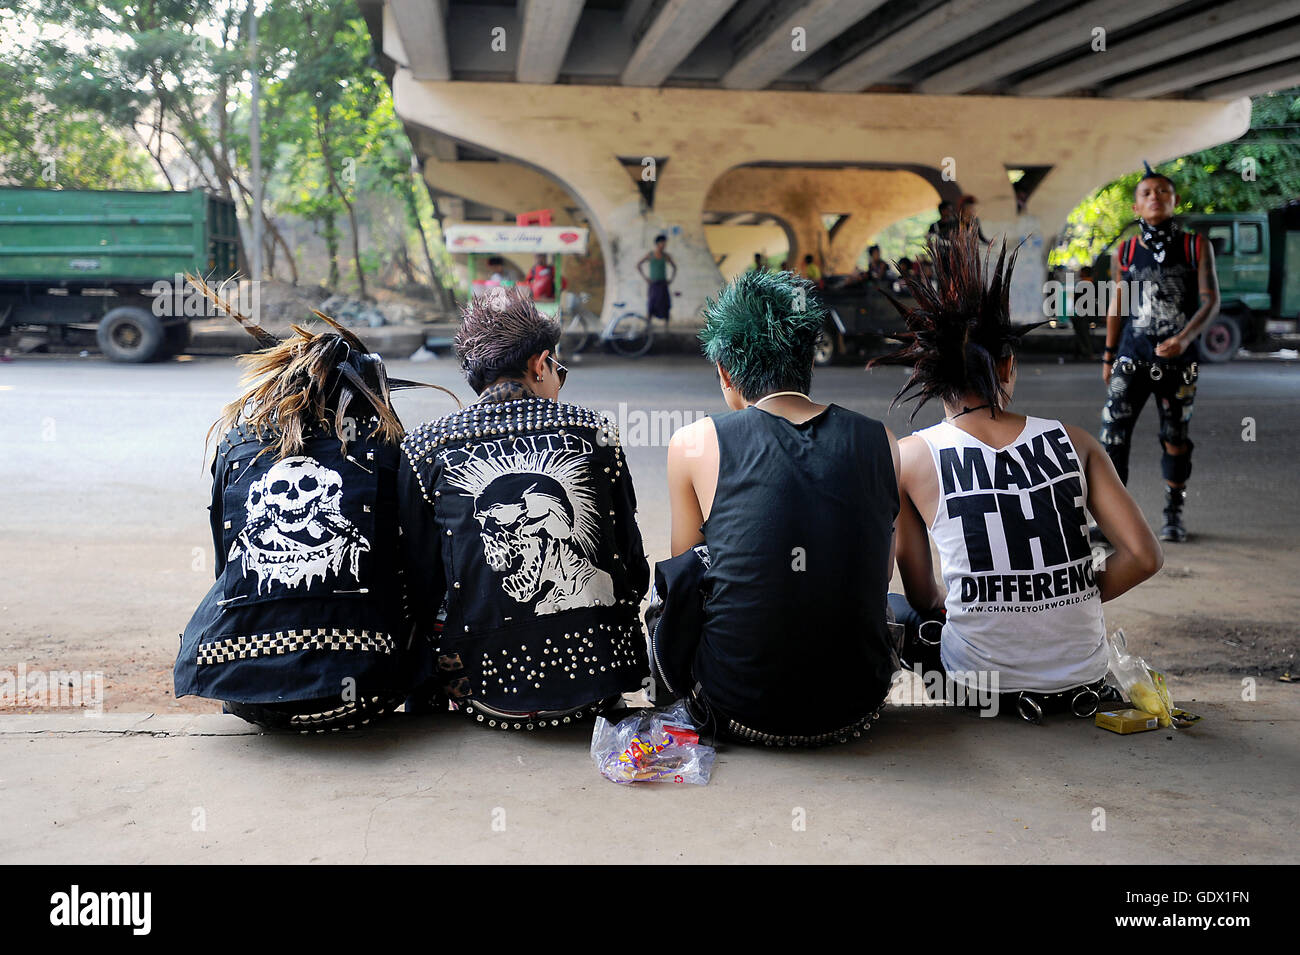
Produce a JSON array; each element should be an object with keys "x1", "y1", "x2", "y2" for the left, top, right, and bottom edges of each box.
[
  {"x1": 590, "y1": 701, "x2": 716, "y2": 785},
  {"x1": 1106, "y1": 629, "x2": 1173, "y2": 728}
]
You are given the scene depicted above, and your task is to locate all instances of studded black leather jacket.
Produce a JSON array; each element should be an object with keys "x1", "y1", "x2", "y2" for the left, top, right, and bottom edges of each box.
[
  {"x1": 398, "y1": 393, "x2": 651, "y2": 715},
  {"x1": 176, "y1": 419, "x2": 435, "y2": 705}
]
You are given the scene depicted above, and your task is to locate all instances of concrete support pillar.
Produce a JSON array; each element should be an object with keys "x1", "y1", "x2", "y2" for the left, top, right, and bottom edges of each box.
[{"x1": 706, "y1": 166, "x2": 938, "y2": 275}]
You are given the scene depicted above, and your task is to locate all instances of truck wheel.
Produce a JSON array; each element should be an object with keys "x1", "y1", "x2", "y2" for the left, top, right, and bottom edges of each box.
[
  {"x1": 160, "y1": 321, "x2": 192, "y2": 358},
  {"x1": 97, "y1": 306, "x2": 165, "y2": 363},
  {"x1": 813, "y1": 327, "x2": 837, "y2": 366},
  {"x1": 1200, "y1": 313, "x2": 1242, "y2": 364}
]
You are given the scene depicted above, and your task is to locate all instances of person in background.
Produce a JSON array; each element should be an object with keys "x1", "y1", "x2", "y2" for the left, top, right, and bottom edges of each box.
[
  {"x1": 1071, "y1": 265, "x2": 1096, "y2": 361},
  {"x1": 749, "y1": 252, "x2": 767, "y2": 273},
  {"x1": 958, "y1": 195, "x2": 991, "y2": 244},
  {"x1": 664, "y1": 269, "x2": 901, "y2": 747},
  {"x1": 525, "y1": 253, "x2": 556, "y2": 300},
  {"x1": 799, "y1": 253, "x2": 823, "y2": 288},
  {"x1": 1099, "y1": 167, "x2": 1219, "y2": 542},
  {"x1": 486, "y1": 256, "x2": 515, "y2": 287},
  {"x1": 927, "y1": 201, "x2": 958, "y2": 242},
  {"x1": 637, "y1": 234, "x2": 677, "y2": 323},
  {"x1": 878, "y1": 226, "x2": 1162, "y2": 723},
  {"x1": 866, "y1": 245, "x2": 894, "y2": 282}
]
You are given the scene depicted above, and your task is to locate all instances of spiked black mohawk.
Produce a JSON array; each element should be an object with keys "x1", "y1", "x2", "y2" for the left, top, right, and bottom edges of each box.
[{"x1": 871, "y1": 224, "x2": 1042, "y2": 420}]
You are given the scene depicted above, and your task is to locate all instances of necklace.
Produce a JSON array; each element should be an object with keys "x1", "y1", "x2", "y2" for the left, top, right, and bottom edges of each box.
[
  {"x1": 945, "y1": 402, "x2": 993, "y2": 420},
  {"x1": 752, "y1": 390, "x2": 811, "y2": 407}
]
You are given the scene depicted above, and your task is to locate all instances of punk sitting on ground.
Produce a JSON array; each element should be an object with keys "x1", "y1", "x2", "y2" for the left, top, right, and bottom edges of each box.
[
  {"x1": 663, "y1": 269, "x2": 901, "y2": 746},
  {"x1": 176, "y1": 302, "x2": 453, "y2": 730},
  {"x1": 879, "y1": 225, "x2": 1163, "y2": 719},
  {"x1": 398, "y1": 288, "x2": 651, "y2": 729}
]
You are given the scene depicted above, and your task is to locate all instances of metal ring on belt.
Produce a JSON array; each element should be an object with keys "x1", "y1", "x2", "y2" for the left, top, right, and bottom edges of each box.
[
  {"x1": 917, "y1": 619, "x2": 943, "y2": 647},
  {"x1": 1016, "y1": 693, "x2": 1044, "y2": 725},
  {"x1": 1013, "y1": 679, "x2": 1107, "y2": 725}
]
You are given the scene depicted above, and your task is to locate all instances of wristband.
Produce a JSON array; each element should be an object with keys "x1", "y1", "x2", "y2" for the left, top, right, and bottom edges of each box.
[{"x1": 1103, "y1": 358, "x2": 1114, "y2": 365}]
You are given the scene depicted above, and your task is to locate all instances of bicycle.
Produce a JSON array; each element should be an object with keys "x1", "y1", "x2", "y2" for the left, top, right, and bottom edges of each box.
[
  {"x1": 599, "y1": 304, "x2": 662, "y2": 358},
  {"x1": 556, "y1": 290, "x2": 598, "y2": 356}
]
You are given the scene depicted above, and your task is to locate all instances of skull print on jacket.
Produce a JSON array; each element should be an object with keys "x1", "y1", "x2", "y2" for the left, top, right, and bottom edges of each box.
[
  {"x1": 398, "y1": 395, "x2": 650, "y2": 716},
  {"x1": 175, "y1": 420, "x2": 435, "y2": 706}
]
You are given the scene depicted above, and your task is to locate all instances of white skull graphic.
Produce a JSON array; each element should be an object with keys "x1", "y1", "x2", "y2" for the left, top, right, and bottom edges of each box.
[
  {"x1": 232, "y1": 455, "x2": 369, "y2": 592},
  {"x1": 250, "y1": 457, "x2": 341, "y2": 532},
  {"x1": 474, "y1": 474, "x2": 574, "y2": 603}
]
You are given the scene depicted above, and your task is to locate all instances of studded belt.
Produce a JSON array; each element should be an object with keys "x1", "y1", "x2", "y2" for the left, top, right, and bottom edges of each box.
[
  {"x1": 1007, "y1": 677, "x2": 1111, "y2": 724},
  {"x1": 1116, "y1": 356, "x2": 1198, "y2": 384},
  {"x1": 687, "y1": 682, "x2": 883, "y2": 748},
  {"x1": 722, "y1": 708, "x2": 884, "y2": 748},
  {"x1": 458, "y1": 696, "x2": 618, "y2": 731}
]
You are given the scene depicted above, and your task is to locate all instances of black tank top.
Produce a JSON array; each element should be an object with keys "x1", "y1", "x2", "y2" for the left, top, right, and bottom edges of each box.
[
  {"x1": 1118, "y1": 229, "x2": 1202, "y2": 363},
  {"x1": 694, "y1": 404, "x2": 899, "y2": 735}
]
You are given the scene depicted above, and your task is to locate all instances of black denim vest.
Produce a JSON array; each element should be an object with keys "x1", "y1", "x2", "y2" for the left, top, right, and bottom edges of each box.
[{"x1": 175, "y1": 421, "x2": 434, "y2": 704}]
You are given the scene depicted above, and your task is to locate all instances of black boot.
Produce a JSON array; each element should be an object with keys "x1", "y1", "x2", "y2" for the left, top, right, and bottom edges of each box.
[{"x1": 1160, "y1": 486, "x2": 1187, "y2": 543}]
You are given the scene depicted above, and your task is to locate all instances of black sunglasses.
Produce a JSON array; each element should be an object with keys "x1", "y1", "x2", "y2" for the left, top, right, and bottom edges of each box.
[{"x1": 548, "y1": 352, "x2": 568, "y2": 387}]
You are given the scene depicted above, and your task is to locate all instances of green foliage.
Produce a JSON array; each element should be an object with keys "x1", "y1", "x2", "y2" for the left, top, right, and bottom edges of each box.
[
  {"x1": 3, "y1": 0, "x2": 452, "y2": 295},
  {"x1": 0, "y1": 9, "x2": 158, "y2": 189},
  {"x1": 1052, "y1": 88, "x2": 1300, "y2": 267},
  {"x1": 866, "y1": 209, "x2": 940, "y2": 268}
]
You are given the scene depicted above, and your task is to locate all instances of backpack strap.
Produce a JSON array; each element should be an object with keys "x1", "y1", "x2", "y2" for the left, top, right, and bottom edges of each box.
[{"x1": 1119, "y1": 236, "x2": 1138, "y2": 271}]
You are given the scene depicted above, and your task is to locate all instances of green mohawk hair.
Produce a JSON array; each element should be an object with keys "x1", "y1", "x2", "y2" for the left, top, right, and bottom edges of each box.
[{"x1": 699, "y1": 269, "x2": 827, "y2": 401}]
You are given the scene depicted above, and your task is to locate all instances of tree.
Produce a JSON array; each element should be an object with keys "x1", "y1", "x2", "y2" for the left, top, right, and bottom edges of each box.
[{"x1": 1053, "y1": 88, "x2": 1300, "y2": 267}]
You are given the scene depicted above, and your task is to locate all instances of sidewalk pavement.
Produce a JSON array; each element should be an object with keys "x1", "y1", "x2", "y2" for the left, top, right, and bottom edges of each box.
[{"x1": 2, "y1": 693, "x2": 1295, "y2": 864}]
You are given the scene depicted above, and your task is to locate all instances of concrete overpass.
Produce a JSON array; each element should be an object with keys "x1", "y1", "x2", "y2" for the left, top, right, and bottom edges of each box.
[{"x1": 360, "y1": 0, "x2": 1299, "y2": 325}]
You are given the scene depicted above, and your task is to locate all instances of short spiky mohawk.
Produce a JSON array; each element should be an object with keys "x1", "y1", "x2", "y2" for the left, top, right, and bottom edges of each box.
[
  {"x1": 873, "y1": 224, "x2": 1039, "y2": 420},
  {"x1": 699, "y1": 269, "x2": 826, "y2": 401}
]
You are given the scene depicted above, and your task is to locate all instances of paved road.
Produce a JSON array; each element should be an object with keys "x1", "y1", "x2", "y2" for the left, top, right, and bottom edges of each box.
[{"x1": 1, "y1": 351, "x2": 1298, "y2": 709}]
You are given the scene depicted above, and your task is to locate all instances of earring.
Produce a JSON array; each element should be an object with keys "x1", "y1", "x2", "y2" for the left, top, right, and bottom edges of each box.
[{"x1": 536, "y1": 375, "x2": 544, "y2": 382}]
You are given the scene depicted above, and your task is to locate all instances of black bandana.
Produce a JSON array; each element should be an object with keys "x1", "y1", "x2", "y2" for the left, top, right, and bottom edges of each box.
[{"x1": 1139, "y1": 217, "x2": 1179, "y2": 265}]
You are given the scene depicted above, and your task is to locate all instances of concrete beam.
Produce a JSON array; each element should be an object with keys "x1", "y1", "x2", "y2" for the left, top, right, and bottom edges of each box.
[
  {"x1": 621, "y1": 0, "x2": 734, "y2": 87},
  {"x1": 422, "y1": 157, "x2": 575, "y2": 223},
  {"x1": 391, "y1": 76, "x2": 1249, "y2": 324},
  {"x1": 918, "y1": 0, "x2": 1182, "y2": 95},
  {"x1": 722, "y1": 0, "x2": 886, "y2": 91},
  {"x1": 517, "y1": 0, "x2": 585, "y2": 84},
  {"x1": 819, "y1": 0, "x2": 1037, "y2": 93},
  {"x1": 1107, "y1": 21, "x2": 1300, "y2": 99},
  {"x1": 1014, "y1": 0, "x2": 1300, "y2": 97},
  {"x1": 388, "y1": 0, "x2": 451, "y2": 82},
  {"x1": 1196, "y1": 59, "x2": 1300, "y2": 101}
]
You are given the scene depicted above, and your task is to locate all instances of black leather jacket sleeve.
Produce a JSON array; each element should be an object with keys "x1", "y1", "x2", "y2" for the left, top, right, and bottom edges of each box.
[
  {"x1": 208, "y1": 451, "x2": 225, "y2": 580},
  {"x1": 612, "y1": 446, "x2": 650, "y2": 602},
  {"x1": 397, "y1": 452, "x2": 446, "y2": 647}
]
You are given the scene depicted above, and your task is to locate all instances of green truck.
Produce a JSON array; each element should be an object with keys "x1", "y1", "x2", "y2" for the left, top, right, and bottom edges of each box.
[
  {"x1": 0, "y1": 188, "x2": 241, "y2": 362},
  {"x1": 1095, "y1": 202, "x2": 1300, "y2": 362}
]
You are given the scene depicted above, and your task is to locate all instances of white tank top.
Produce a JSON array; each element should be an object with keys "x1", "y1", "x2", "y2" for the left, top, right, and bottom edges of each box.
[{"x1": 915, "y1": 416, "x2": 1107, "y2": 693}]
